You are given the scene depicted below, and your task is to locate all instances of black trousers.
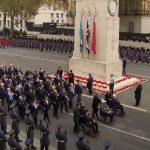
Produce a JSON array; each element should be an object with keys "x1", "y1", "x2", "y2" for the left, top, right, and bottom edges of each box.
[
  {"x1": 92, "y1": 108, "x2": 99, "y2": 120},
  {"x1": 44, "y1": 111, "x2": 50, "y2": 123},
  {"x1": 109, "y1": 83, "x2": 114, "y2": 95},
  {"x1": 41, "y1": 145, "x2": 49, "y2": 150},
  {"x1": 135, "y1": 98, "x2": 141, "y2": 106}
]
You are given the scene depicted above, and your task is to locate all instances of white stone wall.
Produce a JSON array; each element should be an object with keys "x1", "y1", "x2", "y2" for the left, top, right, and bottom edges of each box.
[
  {"x1": 141, "y1": 16, "x2": 150, "y2": 33},
  {"x1": 119, "y1": 16, "x2": 142, "y2": 33}
]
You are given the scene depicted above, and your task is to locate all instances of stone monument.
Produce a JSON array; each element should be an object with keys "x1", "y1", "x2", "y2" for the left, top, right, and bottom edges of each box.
[{"x1": 69, "y1": 0, "x2": 122, "y2": 81}]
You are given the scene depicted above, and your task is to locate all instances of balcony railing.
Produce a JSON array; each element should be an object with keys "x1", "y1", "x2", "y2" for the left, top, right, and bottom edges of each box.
[{"x1": 119, "y1": 10, "x2": 150, "y2": 16}]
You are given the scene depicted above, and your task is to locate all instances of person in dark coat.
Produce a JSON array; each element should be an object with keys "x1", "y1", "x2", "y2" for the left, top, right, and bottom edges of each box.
[
  {"x1": 57, "y1": 67, "x2": 63, "y2": 79},
  {"x1": 134, "y1": 84, "x2": 142, "y2": 106},
  {"x1": 38, "y1": 120, "x2": 50, "y2": 150},
  {"x1": 104, "y1": 140, "x2": 111, "y2": 150},
  {"x1": 29, "y1": 99, "x2": 39, "y2": 127},
  {"x1": 87, "y1": 74, "x2": 93, "y2": 95},
  {"x1": 25, "y1": 110, "x2": 36, "y2": 149},
  {"x1": 122, "y1": 57, "x2": 127, "y2": 75},
  {"x1": 73, "y1": 105, "x2": 80, "y2": 133},
  {"x1": 24, "y1": 138, "x2": 32, "y2": 150},
  {"x1": 55, "y1": 124, "x2": 68, "y2": 150},
  {"x1": 75, "y1": 81, "x2": 83, "y2": 104},
  {"x1": 0, "y1": 99, "x2": 7, "y2": 134},
  {"x1": 9, "y1": 103, "x2": 21, "y2": 142},
  {"x1": 76, "y1": 133, "x2": 91, "y2": 150},
  {"x1": 0, "y1": 129, "x2": 7, "y2": 150},
  {"x1": 68, "y1": 70, "x2": 74, "y2": 84},
  {"x1": 92, "y1": 93, "x2": 101, "y2": 120},
  {"x1": 8, "y1": 130, "x2": 22, "y2": 150},
  {"x1": 41, "y1": 96, "x2": 50, "y2": 123}
]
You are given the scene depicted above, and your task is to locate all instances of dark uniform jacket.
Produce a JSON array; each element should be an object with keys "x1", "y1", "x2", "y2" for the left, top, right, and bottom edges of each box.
[
  {"x1": 0, "y1": 130, "x2": 7, "y2": 150},
  {"x1": 25, "y1": 116, "x2": 36, "y2": 140},
  {"x1": 9, "y1": 110, "x2": 21, "y2": 134},
  {"x1": 8, "y1": 136, "x2": 22, "y2": 150},
  {"x1": 76, "y1": 139, "x2": 91, "y2": 150},
  {"x1": 0, "y1": 105, "x2": 7, "y2": 127}
]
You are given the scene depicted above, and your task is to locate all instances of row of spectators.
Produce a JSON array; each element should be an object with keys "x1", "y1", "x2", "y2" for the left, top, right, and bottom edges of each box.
[{"x1": 119, "y1": 46, "x2": 150, "y2": 64}]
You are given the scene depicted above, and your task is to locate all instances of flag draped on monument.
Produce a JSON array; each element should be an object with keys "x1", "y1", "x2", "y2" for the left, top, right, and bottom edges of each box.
[
  {"x1": 92, "y1": 17, "x2": 96, "y2": 55},
  {"x1": 79, "y1": 17, "x2": 83, "y2": 52},
  {"x1": 86, "y1": 17, "x2": 90, "y2": 54}
]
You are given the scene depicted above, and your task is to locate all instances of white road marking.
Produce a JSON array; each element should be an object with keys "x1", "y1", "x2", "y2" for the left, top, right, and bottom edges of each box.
[
  {"x1": 0, "y1": 52, "x2": 68, "y2": 65},
  {"x1": 82, "y1": 94, "x2": 149, "y2": 113},
  {"x1": 128, "y1": 73, "x2": 150, "y2": 79},
  {"x1": 68, "y1": 112, "x2": 150, "y2": 143}
]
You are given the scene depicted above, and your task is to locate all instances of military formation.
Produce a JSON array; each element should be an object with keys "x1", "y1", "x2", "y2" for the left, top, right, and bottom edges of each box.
[
  {"x1": 119, "y1": 46, "x2": 150, "y2": 64},
  {"x1": 0, "y1": 36, "x2": 74, "y2": 53}
]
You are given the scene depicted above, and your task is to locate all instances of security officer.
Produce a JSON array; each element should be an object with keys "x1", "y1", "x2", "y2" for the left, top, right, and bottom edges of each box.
[
  {"x1": 24, "y1": 138, "x2": 32, "y2": 150},
  {"x1": 0, "y1": 129, "x2": 7, "y2": 150},
  {"x1": 7, "y1": 130, "x2": 22, "y2": 150},
  {"x1": 109, "y1": 74, "x2": 115, "y2": 95},
  {"x1": 55, "y1": 123, "x2": 68, "y2": 150},
  {"x1": 9, "y1": 103, "x2": 21, "y2": 142},
  {"x1": 0, "y1": 99, "x2": 7, "y2": 134},
  {"x1": 25, "y1": 109, "x2": 36, "y2": 149},
  {"x1": 38, "y1": 119, "x2": 50, "y2": 150},
  {"x1": 76, "y1": 132, "x2": 91, "y2": 150}
]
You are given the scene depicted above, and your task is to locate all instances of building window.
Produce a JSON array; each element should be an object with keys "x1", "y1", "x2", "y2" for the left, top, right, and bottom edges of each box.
[
  {"x1": 62, "y1": 20, "x2": 64, "y2": 24},
  {"x1": 0, "y1": 14, "x2": 2, "y2": 18},
  {"x1": 20, "y1": 20, "x2": 23, "y2": 28},
  {"x1": 128, "y1": 22, "x2": 134, "y2": 33},
  {"x1": 15, "y1": 20, "x2": 19, "y2": 28},
  {"x1": 51, "y1": 20, "x2": 54, "y2": 23},
  {"x1": 7, "y1": 20, "x2": 10, "y2": 27},
  {"x1": 56, "y1": 13, "x2": 59, "y2": 17},
  {"x1": 0, "y1": 20, "x2": 2, "y2": 27}
]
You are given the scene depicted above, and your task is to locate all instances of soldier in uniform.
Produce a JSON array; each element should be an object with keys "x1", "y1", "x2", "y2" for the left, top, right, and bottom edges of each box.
[
  {"x1": 38, "y1": 120, "x2": 50, "y2": 150},
  {"x1": 0, "y1": 129, "x2": 7, "y2": 150},
  {"x1": 7, "y1": 130, "x2": 22, "y2": 150},
  {"x1": 9, "y1": 103, "x2": 21, "y2": 142},
  {"x1": 25, "y1": 110, "x2": 36, "y2": 149},
  {"x1": 55, "y1": 123, "x2": 68, "y2": 150},
  {"x1": 24, "y1": 138, "x2": 32, "y2": 150},
  {"x1": 0, "y1": 99, "x2": 7, "y2": 134},
  {"x1": 76, "y1": 133, "x2": 91, "y2": 150}
]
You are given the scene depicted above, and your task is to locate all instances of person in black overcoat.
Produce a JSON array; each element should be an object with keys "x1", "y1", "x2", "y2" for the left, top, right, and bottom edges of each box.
[
  {"x1": 134, "y1": 84, "x2": 142, "y2": 106},
  {"x1": 0, "y1": 129, "x2": 7, "y2": 150},
  {"x1": 86, "y1": 74, "x2": 93, "y2": 95}
]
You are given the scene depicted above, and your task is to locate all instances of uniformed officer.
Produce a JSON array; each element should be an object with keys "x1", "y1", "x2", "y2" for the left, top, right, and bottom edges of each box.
[
  {"x1": 86, "y1": 74, "x2": 93, "y2": 95},
  {"x1": 104, "y1": 140, "x2": 111, "y2": 150},
  {"x1": 9, "y1": 103, "x2": 21, "y2": 142},
  {"x1": 38, "y1": 119, "x2": 50, "y2": 150},
  {"x1": 7, "y1": 130, "x2": 22, "y2": 150},
  {"x1": 109, "y1": 74, "x2": 115, "y2": 95},
  {"x1": 25, "y1": 110, "x2": 36, "y2": 149},
  {"x1": 24, "y1": 138, "x2": 32, "y2": 150},
  {"x1": 55, "y1": 123, "x2": 68, "y2": 150},
  {"x1": 0, "y1": 129, "x2": 7, "y2": 150},
  {"x1": 0, "y1": 99, "x2": 7, "y2": 134},
  {"x1": 76, "y1": 132, "x2": 91, "y2": 150}
]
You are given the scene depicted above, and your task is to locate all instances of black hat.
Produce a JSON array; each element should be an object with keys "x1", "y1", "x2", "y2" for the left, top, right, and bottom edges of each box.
[
  {"x1": 8, "y1": 130, "x2": 15, "y2": 136},
  {"x1": 10, "y1": 103, "x2": 16, "y2": 109},
  {"x1": 104, "y1": 140, "x2": 111, "y2": 148},
  {"x1": 25, "y1": 138, "x2": 32, "y2": 146},
  {"x1": 25, "y1": 109, "x2": 30, "y2": 115},
  {"x1": 56, "y1": 123, "x2": 63, "y2": 129},
  {"x1": 78, "y1": 132, "x2": 84, "y2": 140}
]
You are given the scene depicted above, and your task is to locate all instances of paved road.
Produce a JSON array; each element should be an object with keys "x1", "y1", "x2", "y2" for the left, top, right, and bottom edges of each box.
[{"x1": 0, "y1": 47, "x2": 150, "y2": 150}]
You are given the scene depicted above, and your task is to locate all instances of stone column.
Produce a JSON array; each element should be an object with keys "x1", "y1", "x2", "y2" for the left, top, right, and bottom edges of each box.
[{"x1": 69, "y1": 0, "x2": 122, "y2": 81}]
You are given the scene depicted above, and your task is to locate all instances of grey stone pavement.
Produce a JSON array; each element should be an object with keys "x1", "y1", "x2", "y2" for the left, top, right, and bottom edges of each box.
[{"x1": 0, "y1": 47, "x2": 150, "y2": 150}]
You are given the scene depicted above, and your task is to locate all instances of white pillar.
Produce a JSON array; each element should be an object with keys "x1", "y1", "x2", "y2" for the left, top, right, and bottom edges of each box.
[{"x1": 69, "y1": 0, "x2": 122, "y2": 81}]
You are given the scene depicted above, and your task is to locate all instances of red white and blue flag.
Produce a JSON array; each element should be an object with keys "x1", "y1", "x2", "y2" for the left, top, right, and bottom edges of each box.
[{"x1": 86, "y1": 17, "x2": 90, "y2": 54}]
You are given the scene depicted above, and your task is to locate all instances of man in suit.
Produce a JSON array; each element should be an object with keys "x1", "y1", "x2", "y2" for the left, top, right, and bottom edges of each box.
[
  {"x1": 134, "y1": 84, "x2": 142, "y2": 106},
  {"x1": 87, "y1": 74, "x2": 93, "y2": 95}
]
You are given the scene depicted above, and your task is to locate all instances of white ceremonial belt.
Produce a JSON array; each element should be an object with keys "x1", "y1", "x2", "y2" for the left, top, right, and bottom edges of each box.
[{"x1": 58, "y1": 140, "x2": 65, "y2": 143}]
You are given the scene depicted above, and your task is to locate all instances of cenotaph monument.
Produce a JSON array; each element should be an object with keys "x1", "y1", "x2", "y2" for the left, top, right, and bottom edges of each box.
[{"x1": 69, "y1": 0, "x2": 122, "y2": 81}]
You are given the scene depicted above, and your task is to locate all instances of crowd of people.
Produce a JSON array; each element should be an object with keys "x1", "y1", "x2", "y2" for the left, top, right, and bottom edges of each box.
[
  {"x1": 119, "y1": 33, "x2": 150, "y2": 43},
  {"x1": 0, "y1": 63, "x2": 126, "y2": 149},
  {"x1": 119, "y1": 46, "x2": 150, "y2": 64},
  {"x1": 0, "y1": 36, "x2": 74, "y2": 53}
]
